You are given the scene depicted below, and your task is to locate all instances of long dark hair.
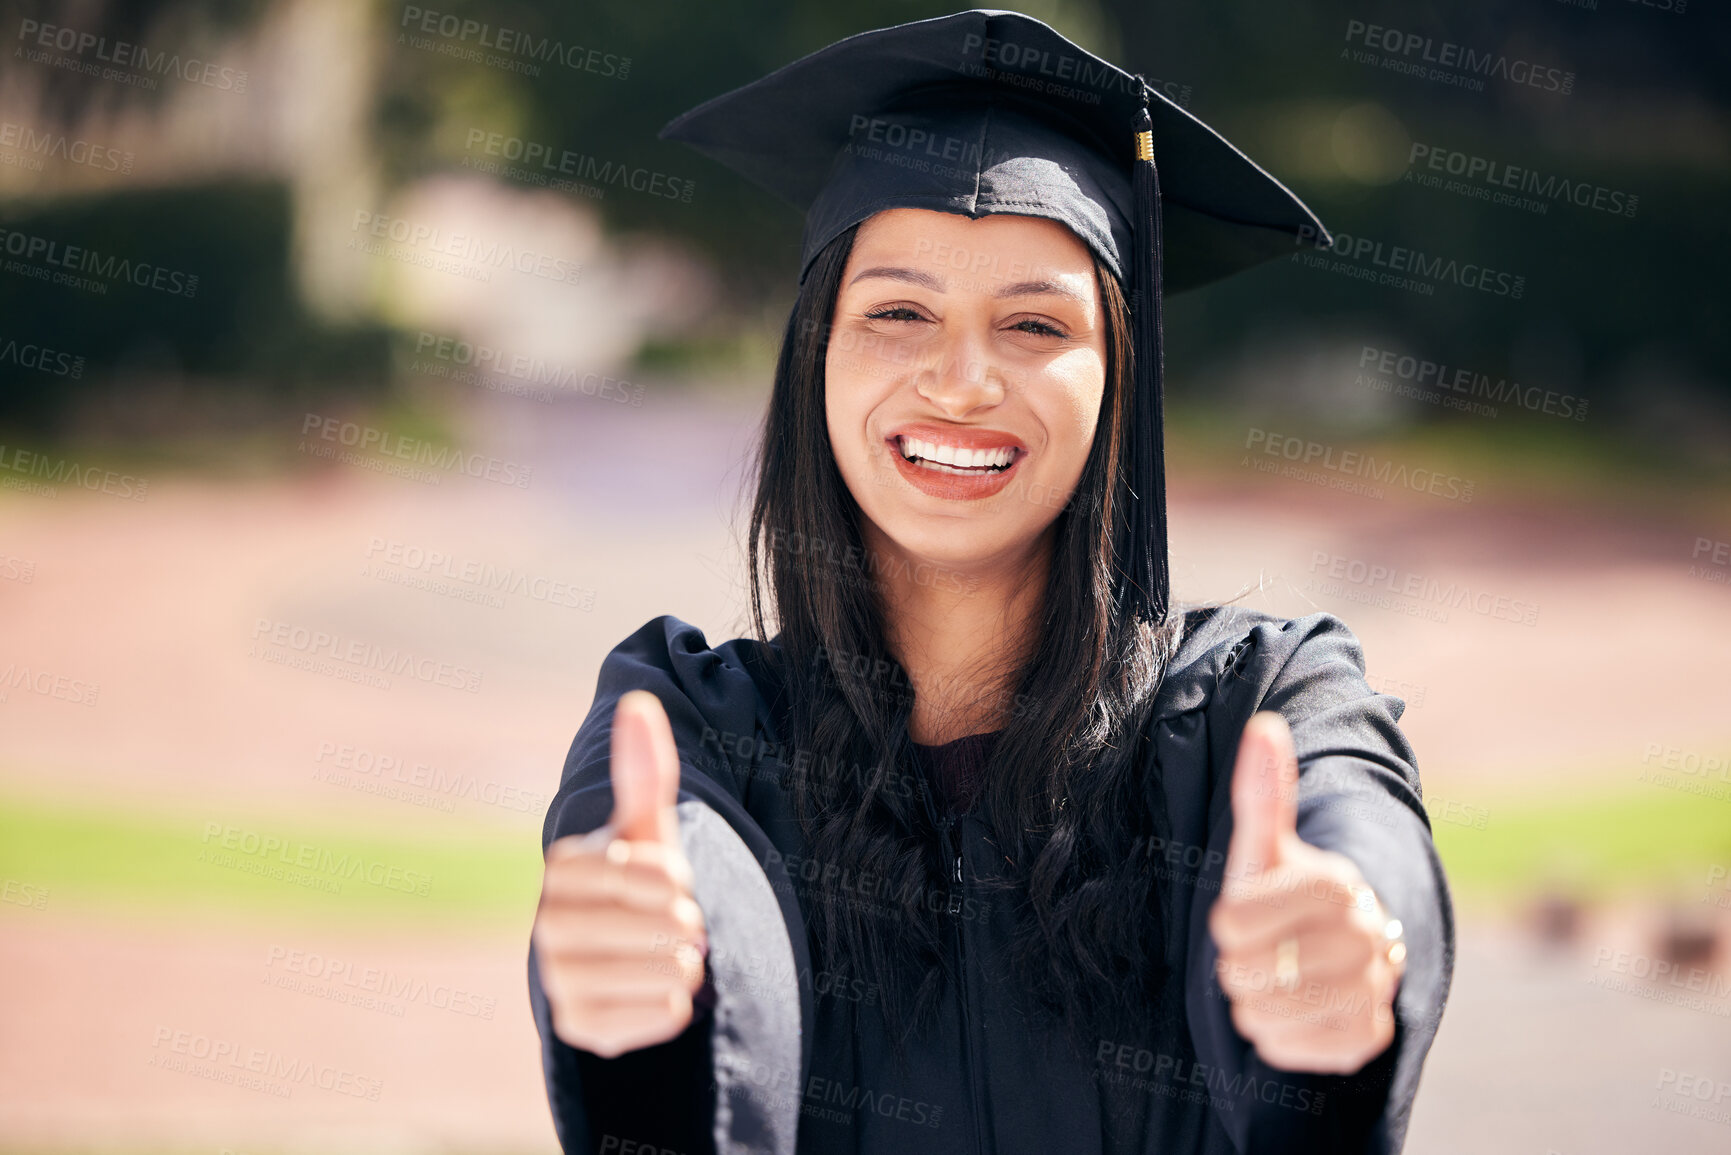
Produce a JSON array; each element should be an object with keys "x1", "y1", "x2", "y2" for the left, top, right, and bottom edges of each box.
[{"x1": 745, "y1": 220, "x2": 1187, "y2": 1053}]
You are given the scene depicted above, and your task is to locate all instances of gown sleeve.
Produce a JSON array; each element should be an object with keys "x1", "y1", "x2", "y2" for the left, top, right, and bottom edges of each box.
[
  {"x1": 528, "y1": 615, "x2": 814, "y2": 1155},
  {"x1": 1182, "y1": 612, "x2": 1456, "y2": 1155}
]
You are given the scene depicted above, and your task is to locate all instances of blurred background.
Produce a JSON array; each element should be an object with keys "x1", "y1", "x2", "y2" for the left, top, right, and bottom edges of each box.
[{"x1": 0, "y1": 0, "x2": 1727, "y2": 1151}]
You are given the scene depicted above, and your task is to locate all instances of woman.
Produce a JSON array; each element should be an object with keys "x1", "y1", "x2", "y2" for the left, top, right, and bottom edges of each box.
[{"x1": 529, "y1": 10, "x2": 1453, "y2": 1155}]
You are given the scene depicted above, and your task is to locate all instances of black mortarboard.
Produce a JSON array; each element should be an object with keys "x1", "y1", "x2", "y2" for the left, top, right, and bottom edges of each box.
[{"x1": 659, "y1": 8, "x2": 1330, "y2": 626}]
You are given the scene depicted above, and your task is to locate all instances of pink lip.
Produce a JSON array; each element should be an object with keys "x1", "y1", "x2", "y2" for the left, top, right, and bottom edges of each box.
[{"x1": 884, "y1": 423, "x2": 1028, "y2": 502}]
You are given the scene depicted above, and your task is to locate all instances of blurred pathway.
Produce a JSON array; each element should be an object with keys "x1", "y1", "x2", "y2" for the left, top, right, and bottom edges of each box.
[{"x1": 1, "y1": 386, "x2": 1728, "y2": 1150}]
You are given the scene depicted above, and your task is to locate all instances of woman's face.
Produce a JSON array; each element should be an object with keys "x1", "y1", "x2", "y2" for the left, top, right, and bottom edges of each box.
[{"x1": 825, "y1": 207, "x2": 1108, "y2": 578}]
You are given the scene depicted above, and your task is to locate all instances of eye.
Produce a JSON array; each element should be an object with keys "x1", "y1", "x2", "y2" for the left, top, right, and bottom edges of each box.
[
  {"x1": 1010, "y1": 318, "x2": 1069, "y2": 338},
  {"x1": 864, "y1": 306, "x2": 928, "y2": 323}
]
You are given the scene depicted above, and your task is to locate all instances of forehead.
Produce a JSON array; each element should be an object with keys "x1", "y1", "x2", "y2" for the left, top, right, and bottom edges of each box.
[{"x1": 847, "y1": 207, "x2": 1100, "y2": 286}]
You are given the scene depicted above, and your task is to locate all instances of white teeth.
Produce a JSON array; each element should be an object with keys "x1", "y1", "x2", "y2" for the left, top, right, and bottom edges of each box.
[{"x1": 897, "y1": 436, "x2": 1015, "y2": 471}]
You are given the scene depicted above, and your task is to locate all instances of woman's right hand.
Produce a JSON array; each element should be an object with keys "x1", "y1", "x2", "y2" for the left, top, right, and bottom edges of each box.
[{"x1": 532, "y1": 690, "x2": 709, "y2": 1058}]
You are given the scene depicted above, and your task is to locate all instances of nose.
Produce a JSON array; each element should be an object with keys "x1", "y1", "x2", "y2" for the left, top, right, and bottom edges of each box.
[{"x1": 913, "y1": 325, "x2": 1006, "y2": 416}]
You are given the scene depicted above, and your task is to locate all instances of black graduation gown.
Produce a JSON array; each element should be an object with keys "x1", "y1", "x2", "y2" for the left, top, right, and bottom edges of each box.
[{"x1": 529, "y1": 606, "x2": 1455, "y2": 1155}]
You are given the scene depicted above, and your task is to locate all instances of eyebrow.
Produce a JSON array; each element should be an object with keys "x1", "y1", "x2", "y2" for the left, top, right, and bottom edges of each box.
[{"x1": 847, "y1": 266, "x2": 1086, "y2": 302}]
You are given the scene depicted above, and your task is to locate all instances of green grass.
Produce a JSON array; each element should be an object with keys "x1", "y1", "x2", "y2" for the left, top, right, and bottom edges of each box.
[
  {"x1": 1163, "y1": 400, "x2": 1731, "y2": 519},
  {"x1": 1430, "y1": 777, "x2": 1731, "y2": 912},
  {"x1": 0, "y1": 786, "x2": 543, "y2": 929},
  {"x1": 5, "y1": 771, "x2": 1730, "y2": 929}
]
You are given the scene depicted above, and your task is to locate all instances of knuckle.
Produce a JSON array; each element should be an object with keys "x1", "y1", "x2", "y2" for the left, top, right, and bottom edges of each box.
[
  {"x1": 1212, "y1": 920, "x2": 1247, "y2": 954},
  {"x1": 673, "y1": 896, "x2": 707, "y2": 937},
  {"x1": 553, "y1": 1011, "x2": 596, "y2": 1051}
]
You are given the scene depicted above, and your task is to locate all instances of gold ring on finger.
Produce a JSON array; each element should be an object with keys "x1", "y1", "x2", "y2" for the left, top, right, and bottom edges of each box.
[
  {"x1": 673, "y1": 941, "x2": 705, "y2": 979},
  {"x1": 1383, "y1": 917, "x2": 1407, "y2": 968}
]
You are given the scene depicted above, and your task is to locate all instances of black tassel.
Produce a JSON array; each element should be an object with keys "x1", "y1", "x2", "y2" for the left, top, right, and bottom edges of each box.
[{"x1": 1121, "y1": 76, "x2": 1169, "y2": 626}]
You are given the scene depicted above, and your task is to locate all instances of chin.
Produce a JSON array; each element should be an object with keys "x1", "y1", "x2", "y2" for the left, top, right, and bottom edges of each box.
[{"x1": 879, "y1": 518, "x2": 1035, "y2": 576}]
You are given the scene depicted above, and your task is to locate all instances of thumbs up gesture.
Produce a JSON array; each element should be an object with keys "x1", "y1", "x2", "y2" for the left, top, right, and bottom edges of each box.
[
  {"x1": 1206, "y1": 712, "x2": 1406, "y2": 1074},
  {"x1": 532, "y1": 690, "x2": 709, "y2": 1057}
]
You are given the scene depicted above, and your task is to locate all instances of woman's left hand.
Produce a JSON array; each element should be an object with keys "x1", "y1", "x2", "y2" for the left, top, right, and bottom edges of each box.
[{"x1": 1207, "y1": 711, "x2": 1406, "y2": 1075}]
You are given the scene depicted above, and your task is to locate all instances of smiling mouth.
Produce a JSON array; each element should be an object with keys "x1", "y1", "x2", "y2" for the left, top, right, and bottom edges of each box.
[{"x1": 894, "y1": 435, "x2": 1020, "y2": 475}]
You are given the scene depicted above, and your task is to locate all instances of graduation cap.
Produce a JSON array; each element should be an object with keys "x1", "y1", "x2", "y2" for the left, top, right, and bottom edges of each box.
[{"x1": 659, "y1": 8, "x2": 1330, "y2": 626}]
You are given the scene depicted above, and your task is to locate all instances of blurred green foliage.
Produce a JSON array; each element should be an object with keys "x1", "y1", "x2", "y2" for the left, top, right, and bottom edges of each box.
[
  {"x1": 1, "y1": 0, "x2": 1724, "y2": 450},
  {"x1": 371, "y1": 0, "x2": 1731, "y2": 458},
  {"x1": 0, "y1": 182, "x2": 392, "y2": 434}
]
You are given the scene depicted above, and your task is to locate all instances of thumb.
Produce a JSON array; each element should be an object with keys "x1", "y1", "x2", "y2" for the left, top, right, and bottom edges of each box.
[
  {"x1": 608, "y1": 690, "x2": 681, "y2": 846},
  {"x1": 1224, "y1": 710, "x2": 1299, "y2": 883}
]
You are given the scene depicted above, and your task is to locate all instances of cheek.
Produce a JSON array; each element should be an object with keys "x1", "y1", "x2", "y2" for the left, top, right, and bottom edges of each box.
[
  {"x1": 1039, "y1": 357, "x2": 1107, "y2": 467},
  {"x1": 824, "y1": 351, "x2": 877, "y2": 474}
]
